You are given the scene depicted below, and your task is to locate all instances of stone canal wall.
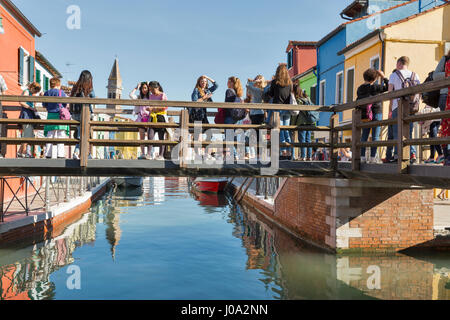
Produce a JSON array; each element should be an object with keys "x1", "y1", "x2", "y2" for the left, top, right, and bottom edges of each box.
[
  {"x1": 0, "y1": 179, "x2": 109, "y2": 245},
  {"x1": 234, "y1": 177, "x2": 436, "y2": 253}
]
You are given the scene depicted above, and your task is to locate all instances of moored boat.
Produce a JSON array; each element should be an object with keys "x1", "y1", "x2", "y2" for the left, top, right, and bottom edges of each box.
[
  {"x1": 193, "y1": 178, "x2": 228, "y2": 193},
  {"x1": 113, "y1": 177, "x2": 144, "y2": 188}
]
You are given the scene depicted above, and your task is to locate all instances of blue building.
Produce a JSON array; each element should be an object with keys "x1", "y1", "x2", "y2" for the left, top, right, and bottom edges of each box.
[{"x1": 315, "y1": 0, "x2": 446, "y2": 127}]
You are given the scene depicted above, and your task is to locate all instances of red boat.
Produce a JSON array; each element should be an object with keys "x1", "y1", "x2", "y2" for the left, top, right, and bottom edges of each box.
[{"x1": 193, "y1": 178, "x2": 228, "y2": 193}]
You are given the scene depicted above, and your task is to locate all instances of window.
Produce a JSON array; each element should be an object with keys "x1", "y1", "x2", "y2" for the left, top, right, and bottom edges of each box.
[
  {"x1": 370, "y1": 55, "x2": 380, "y2": 84},
  {"x1": 287, "y1": 49, "x2": 293, "y2": 69},
  {"x1": 0, "y1": 16, "x2": 4, "y2": 34},
  {"x1": 319, "y1": 80, "x2": 326, "y2": 106},
  {"x1": 18, "y1": 48, "x2": 35, "y2": 86},
  {"x1": 335, "y1": 71, "x2": 344, "y2": 105},
  {"x1": 346, "y1": 67, "x2": 355, "y2": 103},
  {"x1": 43, "y1": 75, "x2": 49, "y2": 91},
  {"x1": 36, "y1": 69, "x2": 41, "y2": 85},
  {"x1": 310, "y1": 84, "x2": 317, "y2": 105}
]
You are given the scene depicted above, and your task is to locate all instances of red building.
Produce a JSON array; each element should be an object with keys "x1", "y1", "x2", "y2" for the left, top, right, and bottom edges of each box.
[{"x1": 286, "y1": 41, "x2": 317, "y2": 80}]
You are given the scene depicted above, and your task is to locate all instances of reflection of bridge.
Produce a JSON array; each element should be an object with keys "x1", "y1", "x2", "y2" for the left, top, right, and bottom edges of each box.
[{"x1": 0, "y1": 77, "x2": 449, "y2": 189}]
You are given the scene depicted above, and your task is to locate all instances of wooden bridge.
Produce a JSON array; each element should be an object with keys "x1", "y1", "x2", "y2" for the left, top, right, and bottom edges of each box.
[{"x1": 0, "y1": 77, "x2": 449, "y2": 189}]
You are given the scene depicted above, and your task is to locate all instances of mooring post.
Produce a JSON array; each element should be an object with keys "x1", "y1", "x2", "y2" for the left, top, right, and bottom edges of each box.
[
  {"x1": 0, "y1": 178, "x2": 4, "y2": 222},
  {"x1": 179, "y1": 109, "x2": 189, "y2": 168},
  {"x1": 329, "y1": 114, "x2": 339, "y2": 172},
  {"x1": 352, "y1": 108, "x2": 362, "y2": 171},
  {"x1": 45, "y1": 176, "x2": 50, "y2": 212},
  {"x1": 65, "y1": 177, "x2": 70, "y2": 202},
  {"x1": 397, "y1": 99, "x2": 410, "y2": 174},
  {"x1": 24, "y1": 177, "x2": 29, "y2": 216},
  {"x1": 80, "y1": 104, "x2": 91, "y2": 168}
]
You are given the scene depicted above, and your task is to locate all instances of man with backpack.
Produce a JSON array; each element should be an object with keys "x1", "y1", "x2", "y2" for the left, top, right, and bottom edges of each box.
[{"x1": 385, "y1": 56, "x2": 420, "y2": 164}]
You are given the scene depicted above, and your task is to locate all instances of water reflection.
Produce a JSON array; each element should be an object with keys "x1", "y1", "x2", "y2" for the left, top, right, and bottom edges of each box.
[{"x1": 0, "y1": 177, "x2": 449, "y2": 300}]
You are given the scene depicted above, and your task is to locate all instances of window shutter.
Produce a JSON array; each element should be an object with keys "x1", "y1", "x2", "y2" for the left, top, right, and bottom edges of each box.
[
  {"x1": 18, "y1": 48, "x2": 24, "y2": 85},
  {"x1": 43, "y1": 75, "x2": 48, "y2": 91},
  {"x1": 29, "y1": 56, "x2": 35, "y2": 83},
  {"x1": 310, "y1": 86, "x2": 317, "y2": 105},
  {"x1": 36, "y1": 69, "x2": 41, "y2": 84}
]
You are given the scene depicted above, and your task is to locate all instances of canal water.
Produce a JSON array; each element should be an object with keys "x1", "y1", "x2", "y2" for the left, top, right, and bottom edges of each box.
[{"x1": 0, "y1": 177, "x2": 449, "y2": 300}]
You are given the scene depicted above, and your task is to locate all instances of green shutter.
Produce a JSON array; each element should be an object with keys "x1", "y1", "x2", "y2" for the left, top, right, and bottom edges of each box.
[
  {"x1": 43, "y1": 75, "x2": 48, "y2": 91},
  {"x1": 36, "y1": 69, "x2": 41, "y2": 84},
  {"x1": 18, "y1": 48, "x2": 24, "y2": 85},
  {"x1": 0, "y1": 16, "x2": 4, "y2": 34},
  {"x1": 29, "y1": 56, "x2": 35, "y2": 83}
]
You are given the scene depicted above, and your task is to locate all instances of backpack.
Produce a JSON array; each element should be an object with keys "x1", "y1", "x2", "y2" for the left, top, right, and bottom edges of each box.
[
  {"x1": 189, "y1": 108, "x2": 205, "y2": 122},
  {"x1": 422, "y1": 56, "x2": 449, "y2": 108},
  {"x1": 230, "y1": 97, "x2": 246, "y2": 121},
  {"x1": 395, "y1": 70, "x2": 421, "y2": 115},
  {"x1": 214, "y1": 108, "x2": 226, "y2": 124},
  {"x1": 70, "y1": 91, "x2": 84, "y2": 114},
  {"x1": 58, "y1": 90, "x2": 72, "y2": 120},
  {"x1": 298, "y1": 97, "x2": 319, "y2": 124}
]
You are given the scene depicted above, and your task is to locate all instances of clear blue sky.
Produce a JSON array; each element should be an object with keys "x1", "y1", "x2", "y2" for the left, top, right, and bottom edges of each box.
[{"x1": 14, "y1": 0, "x2": 353, "y2": 102}]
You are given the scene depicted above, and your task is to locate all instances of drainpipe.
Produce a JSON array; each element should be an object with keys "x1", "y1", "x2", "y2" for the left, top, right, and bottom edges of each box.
[
  {"x1": 419, "y1": 0, "x2": 422, "y2": 13},
  {"x1": 379, "y1": 31, "x2": 386, "y2": 73}
]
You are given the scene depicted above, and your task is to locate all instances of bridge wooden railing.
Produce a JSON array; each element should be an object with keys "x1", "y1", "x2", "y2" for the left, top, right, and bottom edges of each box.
[{"x1": 0, "y1": 76, "x2": 448, "y2": 175}]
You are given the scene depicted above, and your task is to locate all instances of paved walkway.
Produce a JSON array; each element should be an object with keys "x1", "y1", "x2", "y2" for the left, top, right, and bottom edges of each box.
[{"x1": 434, "y1": 199, "x2": 450, "y2": 229}]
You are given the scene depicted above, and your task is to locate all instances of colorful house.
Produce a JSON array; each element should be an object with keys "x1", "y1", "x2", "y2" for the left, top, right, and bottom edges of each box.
[
  {"x1": 338, "y1": 2, "x2": 450, "y2": 145},
  {"x1": 315, "y1": 0, "x2": 447, "y2": 126},
  {"x1": 285, "y1": 41, "x2": 318, "y2": 103},
  {"x1": 35, "y1": 51, "x2": 62, "y2": 93}
]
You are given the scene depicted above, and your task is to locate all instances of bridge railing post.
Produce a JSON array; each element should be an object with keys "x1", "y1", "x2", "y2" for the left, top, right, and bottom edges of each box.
[
  {"x1": 397, "y1": 99, "x2": 410, "y2": 173},
  {"x1": 329, "y1": 114, "x2": 339, "y2": 172},
  {"x1": 179, "y1": 109, "x2": 189, "y2": 168},
  {"x1": 0, "y1": 178, "x2": 4, "y2": 223},
  {"x1": 80, "y1": 104, "x2": 91, "y2": 168},
  {"x1": 352, "y1": 108, "x2": 362, "y2": 171}
]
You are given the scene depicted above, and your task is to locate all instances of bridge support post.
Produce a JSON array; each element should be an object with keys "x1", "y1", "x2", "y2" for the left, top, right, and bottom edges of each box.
[
  {"x1": 179, "y1": 109, "x2": 189, "y2": 168},
  {"x1": 80, "y1": 104, "x2": 91, "y2": 168},
  {"x1": 329, "y1": 114, "x2": 339, "y2": 172},
  {"x1": 352, "y1": 108, "x2": 362, "y2": 171},
  {"x1": 397, "y1": 99, "x2": 410, "y2": 173},
  {"x1": 45, "y1": 176, "x2": 50, "y2": 212}
]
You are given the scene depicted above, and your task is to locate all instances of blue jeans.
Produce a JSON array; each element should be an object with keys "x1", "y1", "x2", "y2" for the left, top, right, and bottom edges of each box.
[
  {"x1": 280, "y1": 112, "x2": 291, "y2": 154},
  {"x1": 386, "y1": 108, "x2": 416, "y2": 160},
  {"x1": 361, "y1": 113, "x2": 382, "y2": 158},
  {"x1": 298, "y1": 130, "x2": 312, "y2": 159},
  {"x1": 429, "y1": 121, "x2": 443, "y2": 159}
]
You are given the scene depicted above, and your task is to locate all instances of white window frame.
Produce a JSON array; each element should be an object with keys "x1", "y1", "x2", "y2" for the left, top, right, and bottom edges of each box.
[
  {"x1": 345, "y1": 66, "x2": 355, "y2": 103},
  {"x1": 319, "y1": 80, "x2": 326, "y2": 106},
  {"x1": 335, "y1": 71, "x2": 344, "y2": 105},
  {"x1": 370, "y1": 54, "x2": 380, "y2": 70},
  {"x1": 20, "y1": 46, "x2": 30, "y2": 90}
]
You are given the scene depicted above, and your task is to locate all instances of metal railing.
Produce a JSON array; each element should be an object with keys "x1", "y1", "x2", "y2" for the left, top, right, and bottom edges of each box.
[{"x1": 0, "y1": 176, "x2": 102, "y2": 222}]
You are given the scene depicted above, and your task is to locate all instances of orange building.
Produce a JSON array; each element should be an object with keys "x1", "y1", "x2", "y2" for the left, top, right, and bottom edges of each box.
[{"x1": 0, "y1": 0, "x2": 41, "y2": 158}]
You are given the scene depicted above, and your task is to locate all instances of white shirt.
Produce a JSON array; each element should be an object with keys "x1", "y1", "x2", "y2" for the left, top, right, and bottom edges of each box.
[
  {"x1": 0, "y1": 74, "x2": 7, "y2": 94},
  {"x1": 389, "y1": 69, "x2": 420, "y2": 110}
]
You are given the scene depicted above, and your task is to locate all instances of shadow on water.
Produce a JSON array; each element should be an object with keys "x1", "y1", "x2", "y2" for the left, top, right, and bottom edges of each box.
[{"x1": 0, "y1": 177, "x2": 449, "y2": 300}]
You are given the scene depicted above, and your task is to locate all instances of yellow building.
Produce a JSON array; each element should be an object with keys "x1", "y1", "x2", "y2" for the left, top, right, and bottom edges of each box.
[
  {"x1": 339, "y1": 3, "x2": 450, "y2": 149},
  {"x1": 112, "y1": 115, "x2": 139, "y2": 159}
]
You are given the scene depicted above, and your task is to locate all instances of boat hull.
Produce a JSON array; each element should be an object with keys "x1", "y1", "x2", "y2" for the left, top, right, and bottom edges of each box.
[{"x1": 193, "y1": 179, "x2": 228, "y2": 193}]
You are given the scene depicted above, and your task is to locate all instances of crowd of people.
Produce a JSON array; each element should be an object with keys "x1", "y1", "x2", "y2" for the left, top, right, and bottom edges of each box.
[{"x1": 0, "y1": 53, "x2": 448, "y2": 164}]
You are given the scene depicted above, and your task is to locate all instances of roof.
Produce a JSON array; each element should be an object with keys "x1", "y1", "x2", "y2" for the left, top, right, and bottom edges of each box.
[
  {"x1": 340, "y1": 0, "x2": 368, "y2": 19},
  {"x1": 35, "y1": 51, "x2": 63, "y2": 78},
  {"x1": 108, "y1": 58, "x2": 122, "y2": 84},
  {"x1": 337, "y1": 1, "x2": 450, "y2": 56},
  {"x1": 286, "y1": 41, "x2": 317, "y2": 52},
  {"x1": 292, "y1": 66, "x2": 317, "y2": 81},
  {"x1": 0, "y1": 0, "x2": 41, "y2": 37},
  {"x1": 317, "y1": 0, "x2": 419, "y2": 48}
]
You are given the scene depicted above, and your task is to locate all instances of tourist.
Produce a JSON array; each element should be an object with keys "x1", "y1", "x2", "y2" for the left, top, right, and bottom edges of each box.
[
  {"x1": 190, "y1": 75, "x2": 218, "y2": 123},
  {"x1": 385, "y1": 56, "x2": 419, "y2": 164},
  {"x1": 419, "y1": 104, "x2": 443, "y2": 163},
  {"x1": 148, "y1": 81, "x2": 168, "y2": 160},
  {"x1": 265, "y1": 64, "x2": 293, "y2": 159},
  {"x1": 70, "y1": 70, "x2": 96, "y2": 159},
  {"x1": 339, "y1": 147, "x2": 352, "y2": 162},
  {"x1": 18, "y1": 82, "x2": 41, "y2": 158},
  {"x1": 292, "y1": 85, "x2": 315, "y2": 161},
  {"x1": 43, "y1": 78, "x2": 70, "y2": 159},
  {"x1": 224, "y1": 76, "x2": 244, "y2": 159},
  {"x1": 246, "y1": 75, "x2": 267, "y2": 159},
  {"x1": 438, "y1": 50, "x2": 450, "y2": 166},
  {"x1": 357, "y1": 68, "x2": 389, "y2": 164},
  {"x1": 130, "y1": 82, "x2": 151, "y2": 159},
  {"x1": 191, "y1": 75, "x2": 218, "y2": 158}
]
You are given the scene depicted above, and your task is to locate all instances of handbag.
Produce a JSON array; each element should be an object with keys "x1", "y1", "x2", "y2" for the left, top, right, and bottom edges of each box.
[
  {"x1": 289, "y1": 93, "x2": 299, "y2": 116},
  {"x1": 214, "y1": 108, "x2": 226, "y2": 124},
  {"x1": 58, "y1": 90, "x2": 72, "y2": 120}
]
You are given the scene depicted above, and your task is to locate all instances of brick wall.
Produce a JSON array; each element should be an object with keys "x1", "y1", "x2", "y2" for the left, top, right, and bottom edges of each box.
[{"x1": 273, "y1": 178, "x2": 434, "y2": 253}]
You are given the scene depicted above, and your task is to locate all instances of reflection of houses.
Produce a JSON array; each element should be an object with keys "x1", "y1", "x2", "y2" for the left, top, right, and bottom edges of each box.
[{"x1": 0, "y1": 211, "x2": 97, "y2": 300}]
